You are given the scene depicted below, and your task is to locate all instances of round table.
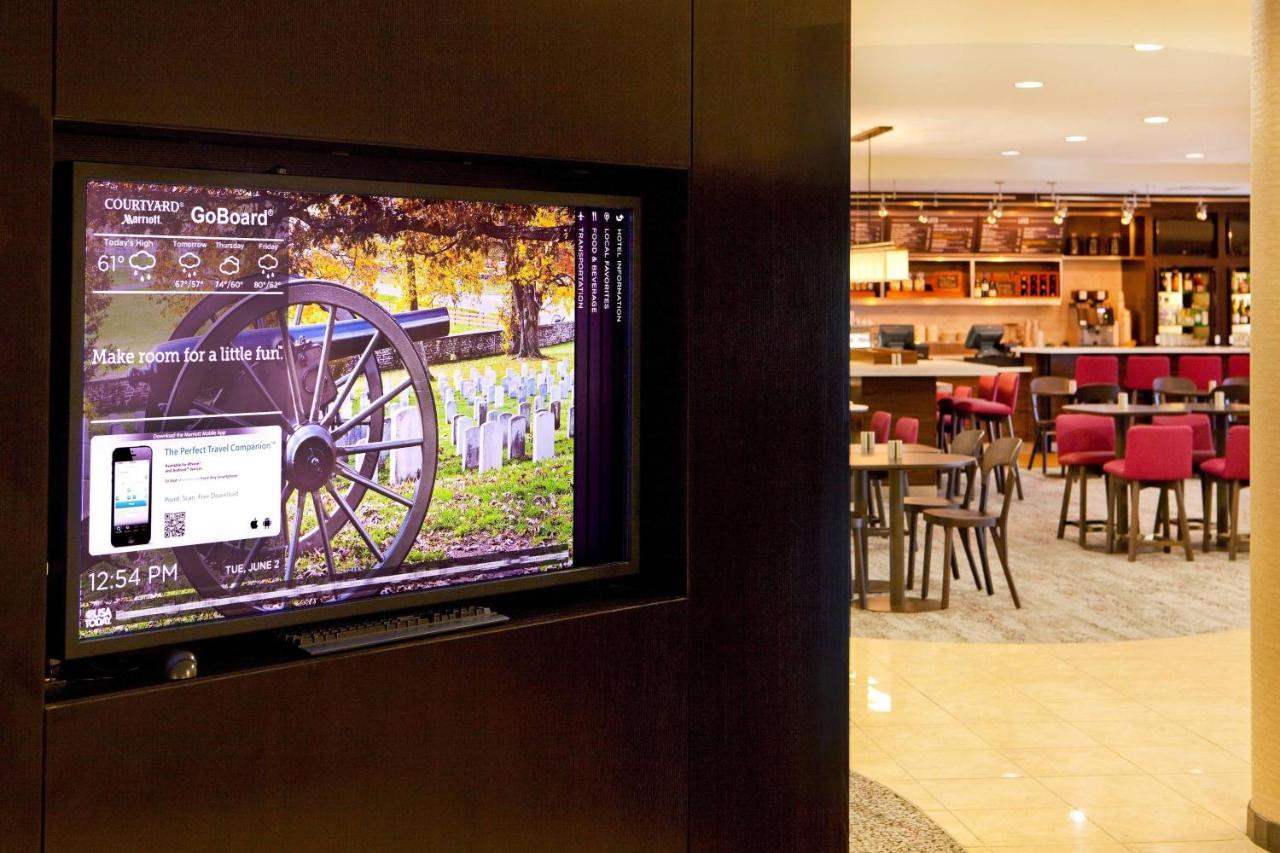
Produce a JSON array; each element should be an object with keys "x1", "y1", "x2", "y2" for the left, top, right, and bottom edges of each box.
[
  {"x1": 850, "y1": 445, "x2": 975, "y2": 612},
  {"x1": 848, "y1": 402, "x2": 870, "y2": 442}
]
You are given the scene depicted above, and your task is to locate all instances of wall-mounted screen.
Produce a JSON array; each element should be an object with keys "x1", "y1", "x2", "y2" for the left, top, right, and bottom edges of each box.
[
  {"x1": 60, "y1": 164, "x2": 637, "y2": 657},
  {"x1": 1154, "y1": 218, "x2": 1216, "y2": 256}
]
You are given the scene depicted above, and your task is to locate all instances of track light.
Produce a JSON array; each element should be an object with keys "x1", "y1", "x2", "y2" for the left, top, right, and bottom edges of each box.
[
  {"x1": 917, "y1": 208, "x2": 929, "y2": 224},
  {"x1": 877, "y1": 196, "x2": 888, "y2": 218},
  {"x1": 1195, "y1": 200, "x2": 1208, "y2": 221},
  {"x1": 1120, "y1": 209, "x2": 1133, "y2": 226},
  {"x1": 1053, "y1": 205, "x2": 1067, "y2": 226}
]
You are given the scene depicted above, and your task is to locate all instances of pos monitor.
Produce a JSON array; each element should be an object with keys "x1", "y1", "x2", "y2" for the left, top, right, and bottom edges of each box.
[{"x1": 964, "y1": 324, "x2": 1005, "y2": 357}]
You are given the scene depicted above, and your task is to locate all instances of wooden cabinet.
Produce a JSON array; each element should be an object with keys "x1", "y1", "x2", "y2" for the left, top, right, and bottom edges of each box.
[{"x1": 55, "y1": 0, "x2": 692, "y2": 168}]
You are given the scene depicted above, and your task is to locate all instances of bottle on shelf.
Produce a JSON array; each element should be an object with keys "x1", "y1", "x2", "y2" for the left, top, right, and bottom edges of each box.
[
  {"x1": 1108, "y1": 233, "x2": 1121, "y2": 256},
  {"x1": 1087, "y1": 233, "x2": 1100, "y2": 255},
  {"x1": 1068, "y1": 233, "x2": 1080, "y2": 255}
]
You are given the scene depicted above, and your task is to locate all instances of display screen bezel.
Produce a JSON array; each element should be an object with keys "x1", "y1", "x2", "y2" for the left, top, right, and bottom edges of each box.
[{"x1": 58, "y1": 161, "x2": 641, "y2": 660}]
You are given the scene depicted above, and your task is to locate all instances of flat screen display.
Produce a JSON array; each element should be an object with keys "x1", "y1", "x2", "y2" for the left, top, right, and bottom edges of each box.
[
  {"x1": 1154, "y1": 218, "x2": 1216, "y2": 256},
  {"x1": 63, "y1": 164, "x2": 636, "y2": 657}
]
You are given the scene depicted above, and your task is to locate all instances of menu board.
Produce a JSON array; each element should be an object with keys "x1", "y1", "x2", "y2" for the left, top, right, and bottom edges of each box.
[
  {"x1": 850, "y1": 217, "x2": 885, "y2": 245},
  {"x1": 1019, "y1": 220, "x2": 1066, "y2": 253},
  {"x1": 889, "y1": 219, "x2": 929, "y2": 252},
  {"x1": 928, "y1": 218, "x2": 976, "y2": 253},
  {"x1": 978, "y1": 220, "x2": 1021, "y2": 253}
]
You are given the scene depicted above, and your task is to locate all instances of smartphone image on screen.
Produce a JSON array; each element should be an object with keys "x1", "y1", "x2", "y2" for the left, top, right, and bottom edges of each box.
[{"x1": 110, "y1": 445, "x2": 152, "y2": 547}]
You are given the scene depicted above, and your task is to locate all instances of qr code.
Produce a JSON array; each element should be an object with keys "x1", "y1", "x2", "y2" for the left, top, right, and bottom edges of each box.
[{"x1": 164, "y1": 511, "x2": 186, "y2": 539}]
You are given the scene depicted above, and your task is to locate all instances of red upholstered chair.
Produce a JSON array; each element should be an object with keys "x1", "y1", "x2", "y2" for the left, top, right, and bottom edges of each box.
[
  {"x1": 955, "y1": 371, "x2": 1023, "y2": 499},
  {"x1": 1104, "y1": 425, "x2": 1194, "y2": 561},
  {"x1": 1227, "y1": 354, "x2": 1250, "y2": 378},
  {"x1": 893, "y1": 416, "x2": 920, "y2": 444},
  {"x1": 1178, "y1": 355, "x2": 1224, "y2": 391},
  {"x1": 869, "y1": 410, "x2": 891, "y2": 443},
  {"x1": 1201, "y1": 425, "x2": 1250, "y2": 559},
  {"x1": 1075, "y1": 355, "x2": 1119, "y2": 387},
  {"x1": 1055, "y1": 415, "x2": 1116, "y2": 547},
  {"x1": 1123, "y1": 355, "x2": 1171, "y2": 401},
  {"x1": 1153, "y1": 413, "x2": 1215, "y2": 538}
]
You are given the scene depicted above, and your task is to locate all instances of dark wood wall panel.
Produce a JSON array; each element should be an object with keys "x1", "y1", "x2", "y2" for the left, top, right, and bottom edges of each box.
[
  {"x1": 687, "y1": 2, "x2": 850, "y2": 851},
  {"x1": 46, "y1": 601, "x2": 687, "y2": 853},
  {"x1": 0, "y1": 4, "x2": 52, "y2": 849},
  {"x1": 54, "y1": 1, "x2": 691, "y2": 169}
]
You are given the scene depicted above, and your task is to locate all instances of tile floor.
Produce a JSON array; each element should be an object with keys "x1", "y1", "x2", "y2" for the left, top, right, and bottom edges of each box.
[{"x1": 851, "y1": 629, "x2": 1253, "y2": 851}]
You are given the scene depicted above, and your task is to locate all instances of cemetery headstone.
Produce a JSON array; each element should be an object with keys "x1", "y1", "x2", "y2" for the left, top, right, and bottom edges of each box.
[
  {"x1": 469, "y1": 367, "x2": 479, "y2": 382},
  {"x1": 568, "y1": 405, "x2": 574, "y2": 437},
  {"x1": 551, "y1": 400, "x2": 561, "y2": 430},
  {"x1": 388, "y1": 407, "x2": 423, "y2": 484},
  {"x1": 479, "y1": 421, "x2": 503, "y2": 473},
  {"x1": 487, "y1": 410, "x2": 499, "y2": 424},
  {"x1": 444, "y1": 399, "x2": 457, "y2": 428},
  {"x1": 508, "y1": 415, "x2": 529, "y2": 461},
  {"x1": 461, "y1": 426, "x2": 481, "y2": 470},
  {"x1": 476, "y1": 401, "x2": 488, "y2": 424},
  {"x1": 519, "y1": 402, "x2": 532, "y2": 421},
  {"x1": 533, "y1": 410, "x2": 555, "y2": 461},
  {"x1": 453, "y1": 414, "x2": 473, "y2": 450},
  {"x1": 498, "y1": 412, "x2": 514, "y2": 450}
]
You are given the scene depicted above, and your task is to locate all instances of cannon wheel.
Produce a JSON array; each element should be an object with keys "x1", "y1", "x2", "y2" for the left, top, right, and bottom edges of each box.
[
  {"x1": 162, "y1": 282, "x2": 437, "y2": 616},
  {"x1": 149, "y1": 289, "x2": 387, "y2": 551}
]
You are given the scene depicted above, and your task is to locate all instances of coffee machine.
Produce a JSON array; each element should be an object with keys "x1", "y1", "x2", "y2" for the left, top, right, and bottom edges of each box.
[{"x1": 1073, "y1": 290, "x2": 1116, "y2": 346}]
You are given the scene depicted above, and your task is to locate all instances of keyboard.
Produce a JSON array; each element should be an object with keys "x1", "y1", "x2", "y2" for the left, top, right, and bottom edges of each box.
[{"x1": 281, "y1": 606, "x2": 508, "y2": 656}]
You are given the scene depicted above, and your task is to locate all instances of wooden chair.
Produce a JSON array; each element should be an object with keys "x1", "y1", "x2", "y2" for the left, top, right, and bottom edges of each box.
[
  {"x1": 1152, "y1": 375, "x2": 1199, "y2": 404},
  {"x1": 906, "y1": 428, "x2": 983, "y2": 592},
  {"x1": 920, "y1": 436, "x2": 1023, "y2": 609},
  {"x1": 1222, "y1": 377, "x2": 1250, "y2": 405},
  {"x1": 1072, "y1": 383, "x2": 1120, "y2": 404},
  {"x1": 1027, "y1": 375, "x2": 1070, "y2": 474}
]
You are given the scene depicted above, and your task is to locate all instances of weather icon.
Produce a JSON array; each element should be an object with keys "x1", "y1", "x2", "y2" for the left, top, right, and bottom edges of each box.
[
  {"x1": 219, "y1": 256, "x2": 241, "y2": 276},
  {"x1": 178, "y1": 251, "x2": 201, "y2": 270},
  {"x1": 128, "y1": 250, "x2": 156, "y2": 271},
  {"x1": 257, "y1": 253, "x2": 279, "y2": 271}
]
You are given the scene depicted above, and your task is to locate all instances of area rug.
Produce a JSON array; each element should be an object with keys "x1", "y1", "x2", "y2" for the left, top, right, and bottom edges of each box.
[
  {"x1": 849, "y1": 772, "x2": 964, "y2": 853},
  {"x1": 851, "y1": 465, "x2": 1251, "y2": 643}
]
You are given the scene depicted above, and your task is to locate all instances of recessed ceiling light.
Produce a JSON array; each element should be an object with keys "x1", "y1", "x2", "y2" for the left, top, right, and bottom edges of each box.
[
  {"x1": 1014, "y1": 81, "x2": 1044, "y2": 89},
  {"x1": 1134, "y1": 43, "x2": 1165, "y2": 52},
  {"x1": 1001, "y1": 150, "x2": 1021, "y2": 156},
  {"x1": 1144, "y1": 115, "x2": 1170, "y2": 124},
  {"x1": 1186, "y1": 152, "x2": 1205, "y2": 159},
  {"x1": 1065, "y1": 135, "x2": 1088, "y2": 143}
]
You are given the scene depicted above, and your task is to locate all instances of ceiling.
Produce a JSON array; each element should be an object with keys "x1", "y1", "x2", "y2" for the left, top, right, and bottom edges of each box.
[{"x1": 851, "y1": 0, "x2": 1251, "y2": 195}]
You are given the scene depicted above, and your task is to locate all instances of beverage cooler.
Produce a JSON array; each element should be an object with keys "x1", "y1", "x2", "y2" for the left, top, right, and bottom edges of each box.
[
  {"x1": 1155, "y1": 267, "x2": 1215, "y2": 346},
  {"x1": 1230, "y1": 268, "x2": 1251, "y2": 345}
]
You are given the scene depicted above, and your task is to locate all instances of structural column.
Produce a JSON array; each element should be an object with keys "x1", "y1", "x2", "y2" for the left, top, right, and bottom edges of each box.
[{"x1": 1251, "y1": 1, "x2": 1280, "y2": 848}]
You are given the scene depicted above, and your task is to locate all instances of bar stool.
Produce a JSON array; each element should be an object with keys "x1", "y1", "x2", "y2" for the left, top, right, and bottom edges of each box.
[
  {"x1": 955, "y1": 371, "x2": 1023, "y2": 500},
  {"x1": 921, "y1": 436, "x2": 1023, "y2": 609},
  {"x1": 1055, "y1": 414, "x2": 1116, "y2": 548},
  {"x1": 1124, "y1": 355, "x2": 1171, "y2": 403},
  {"x1": 936, "y1": 386, "x2": 972, "y2": 447},
  {"x1": 906, "y1": 428, "x2": 983, "y2": 592},
  {"x1": 1201, "y1": 424, "x2": 1250, "y2": 559},
  {"x1": 1075, "y1": 355, "x2": 1119, "y2": 387},
  {"x1": 1152, "y1": 376, "x2": 1199, "y2": 404},
  {"x1": 1028, "y1": 375, "x2": 1071, "y2": 474},
  {"x1": 1178, "y1": 355, "x2": 1223, "y2": 391},
  {"x1": 1072, "y1": 383, "x2": 1120, "y2": 404},
  {"x1": 849, "y1": 496, "x2": 870, "y2": 607},
  {"x1": 1227, "y1": 354, "x2": 1250, "y2": 379},
  {"x1": 1104, "y1": 425, "x2": 1194, "y2": 561}
]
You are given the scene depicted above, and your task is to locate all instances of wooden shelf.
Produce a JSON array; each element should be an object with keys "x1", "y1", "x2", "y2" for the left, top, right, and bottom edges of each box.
[{"x1": 850, "y1": 296, "x2": 1060, "y2": 307}]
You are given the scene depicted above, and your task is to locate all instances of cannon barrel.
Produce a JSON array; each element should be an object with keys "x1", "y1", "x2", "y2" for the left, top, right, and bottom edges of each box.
[{"x1": 127, "y1": 306, "x2": 450, "y2": 385}]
